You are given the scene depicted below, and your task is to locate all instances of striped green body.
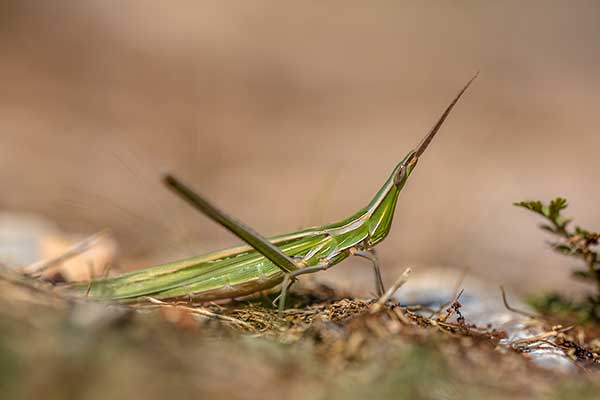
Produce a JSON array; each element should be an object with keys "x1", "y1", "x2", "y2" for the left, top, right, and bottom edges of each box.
[{"x1": 84, "y1": 157, "x2": 410, "y2": 301}]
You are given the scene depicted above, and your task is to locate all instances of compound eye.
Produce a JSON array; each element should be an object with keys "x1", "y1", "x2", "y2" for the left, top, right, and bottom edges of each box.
[{"x1": 393, "y1": 165, "x2": 407, "y2": 185}]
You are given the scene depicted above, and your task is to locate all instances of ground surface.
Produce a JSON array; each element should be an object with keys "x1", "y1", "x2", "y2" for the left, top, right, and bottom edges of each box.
[{"x1": 1, "y1": 267, "x2": 599, "y2": 400}]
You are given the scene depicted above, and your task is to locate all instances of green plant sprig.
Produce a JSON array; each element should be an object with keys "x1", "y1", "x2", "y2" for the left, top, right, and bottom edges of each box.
[{"x1": 515, "y1": 198, "x2": 600, "y2": 303}]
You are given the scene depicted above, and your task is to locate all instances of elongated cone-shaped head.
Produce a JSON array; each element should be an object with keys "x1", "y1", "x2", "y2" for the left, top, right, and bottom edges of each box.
[{"x1": 366, "y1": 73, "x2": 478, "y2": 245}]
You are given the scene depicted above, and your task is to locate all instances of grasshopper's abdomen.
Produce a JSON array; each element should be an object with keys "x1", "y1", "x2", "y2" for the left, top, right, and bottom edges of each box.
[{"x1": 79, "y1": 232, "x2": 333, "y2": 302}]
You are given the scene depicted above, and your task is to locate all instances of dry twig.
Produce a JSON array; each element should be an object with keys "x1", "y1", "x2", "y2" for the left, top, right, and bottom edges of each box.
[
  {"x1": 142, "y1": 297, "x2": 255, "y2": 330},
  {"x1": 370, "y1": 267, "x2": 412, "y2": 313},
  {"x1": 20, "y1": 229, "x2": 110, "y2": 276},
  {"x1": 500, "y1": 286, "x2": 538, "y2": 320}
]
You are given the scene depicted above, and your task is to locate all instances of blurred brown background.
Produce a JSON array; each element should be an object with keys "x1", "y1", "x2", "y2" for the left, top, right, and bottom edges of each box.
[{"x1": 1, "y1": 1, "x2": 599, "y2": 295}]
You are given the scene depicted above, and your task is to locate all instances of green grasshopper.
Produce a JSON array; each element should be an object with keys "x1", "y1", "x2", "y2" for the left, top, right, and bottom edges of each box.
[{"x1": 77, "y1": 75, "x2": 476, "y2": 311}]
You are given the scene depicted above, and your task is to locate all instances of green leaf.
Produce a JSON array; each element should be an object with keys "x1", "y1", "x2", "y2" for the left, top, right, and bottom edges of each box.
[
  {"x1": 539, "y1": 224, "x2": 557, "y2": 233},
  {"x1": 550, "y1": 242, "x2": 581, "y2": 257},
  {"x1": 515, "y1": 198, "x2": 571, "y2": 232},
  {"x1": 547, "y1": 197, "x2": 568, "y2": 219},
  {"x1": 513, "y1": 200, "x2": 544, "y2": 215},
  {"x1": 572, "y1": 270, "x2": 596, "y2": 281}
]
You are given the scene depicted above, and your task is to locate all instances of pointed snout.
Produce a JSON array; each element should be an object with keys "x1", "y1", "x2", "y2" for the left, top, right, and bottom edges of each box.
[{"x1": 413, "y1": 73, "x2": 478, "y2": 159}]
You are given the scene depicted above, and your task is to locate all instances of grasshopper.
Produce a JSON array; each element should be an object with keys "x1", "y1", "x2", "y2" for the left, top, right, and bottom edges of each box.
[{"x1": 77, "y1": 75, "x2": 476, "y2": 311}]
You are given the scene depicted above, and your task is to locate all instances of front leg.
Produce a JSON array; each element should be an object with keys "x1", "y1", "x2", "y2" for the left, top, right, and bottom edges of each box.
[{"x1": 350, "y1": 248, "x2": 385, "y2": 296}]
